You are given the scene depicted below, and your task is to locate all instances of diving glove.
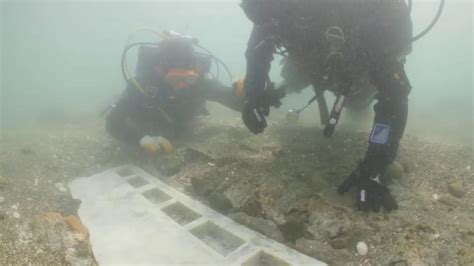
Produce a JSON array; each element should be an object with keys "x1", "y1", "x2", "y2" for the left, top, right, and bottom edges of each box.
[
  {"x1": 338, "y1": 161, "x2": 398, "y2": 212},
  {"x1": 242, "y1": 97, "x2": 269, "y2": 134},
  {"x1": 242, "y1": 82, "x2": 286, "y2": 134},
  {"x1": 139, "y1": 135, "x2": 174, "y2": 154}
]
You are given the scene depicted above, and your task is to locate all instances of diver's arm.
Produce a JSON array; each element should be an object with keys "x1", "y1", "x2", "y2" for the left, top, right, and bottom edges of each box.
[
  {"x1": 199, "y1": 78, "x2": 244, "y2": 112},
  {"x1": 364, "y1": 62, "x2": 411, "y2": 174},
  {"x1": 241, "y1": 25, "x2": 277, "y2": 134},
  {"x1": 105, "y1": 86, "x2": 147, "y2": 145},
  {"x1": 338, "y1": 60, "x2": 411, "y2": 212},
  {"x1": 244, "y1": 25, "x2": 275, "y2": 98}
]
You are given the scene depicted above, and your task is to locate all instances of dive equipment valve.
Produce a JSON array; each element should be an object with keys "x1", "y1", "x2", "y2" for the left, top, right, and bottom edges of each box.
[
  {"x1": 162, "y1": 30, "x2": 198, "y2": 45},
  {"x1": 323, "y1": 93, "x2": 346, "y2": 137},
  {"x1": 286, "y1": 94, "x2": 319, "y2": 123}
]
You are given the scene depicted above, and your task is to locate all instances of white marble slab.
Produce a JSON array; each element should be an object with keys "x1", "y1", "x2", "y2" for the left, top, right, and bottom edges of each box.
[{"x1": 68, "y1": 165, "x2": 326, "y2": 265}]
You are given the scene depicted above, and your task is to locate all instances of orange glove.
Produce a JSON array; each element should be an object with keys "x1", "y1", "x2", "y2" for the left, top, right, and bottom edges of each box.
[
  {"x1": 232, "y1": 78, "x2": 246, "y2": 97},
  {"x1": 139, "y1": 136, "x2": 174, "y2": 154}
]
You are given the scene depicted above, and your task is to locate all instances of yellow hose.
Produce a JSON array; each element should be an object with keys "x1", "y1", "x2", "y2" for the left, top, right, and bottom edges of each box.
[{"x1": 123, "y1": 28, "x2": 174, "y2": 124}]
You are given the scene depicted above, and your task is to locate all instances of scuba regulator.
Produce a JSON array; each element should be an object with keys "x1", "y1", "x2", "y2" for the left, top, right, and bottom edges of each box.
[{"x1": 285, "y1": 0, "x2": 446, "y2": 137}]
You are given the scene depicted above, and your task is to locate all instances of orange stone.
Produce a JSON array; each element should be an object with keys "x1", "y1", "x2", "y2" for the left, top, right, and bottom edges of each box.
[{"x1": 65, "y1": 215, "x2": 90, "y2": 239}]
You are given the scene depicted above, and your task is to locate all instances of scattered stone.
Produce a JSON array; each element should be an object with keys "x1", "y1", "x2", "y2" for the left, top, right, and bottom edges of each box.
[
  {"x1": 385, "y1": 161, "x2": 404, "y2": 182},
  {"x1": 0, "y1": 196, "x2": 5, "y2": 204},
  {"x1": 155, "y1": 155, "x2": 183, "y2": 176},
  {"x1": 191, "y1": 176, "x2": 215, "y2": 196},
  {"x1": 229, "y1": 212, "x2": 284, "y2": 242},
  {"x1": 432, "y1": 194, "x2": 439, "y2": 201},
  {"x1": 330, "y1": 237, "x2": 349, "y2": 250},
  {"x1": 278, "y1": 216, "x2": 309, "y2": 243},
  {"x1": 356, "y1": 241, "x2": 368, "y2": 256},
  {"x1": 31, "y1": 212, "x2": 96, "y2": 264},
  {"x1": 447, "y1": 182, "x2": 466, "y2": 198},
  {"x1": 12, "y1": 211, "x2": 20, "y2": 219},
  {"x1": 207, "y1": 192, "x2": 233, "y2": 214},
  {"x1": 65, "y1": 215, "x2": 90, "y2": 239},
  {"x1": 438, "y1": 195, "x2": 459, "y2": 207},
  {"x1": 60, "y1": 198, "x2": 82, "y2": 216},
  {"x1": 240, "y1": 199, "x2": 263, "y2": 217},
  {"x1": 467, "y1": 165, "x2": 471, "y2": 171}
]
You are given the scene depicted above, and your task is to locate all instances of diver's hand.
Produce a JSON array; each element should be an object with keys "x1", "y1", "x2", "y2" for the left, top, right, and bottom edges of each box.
[
  {"x1": 241, "y1": 82, "x2": 286, "y2": 134},
  {"x1": 338, "y1": 161, "x2": 398, "y2": 212},
  {"x1": 242, "y1": 97, "x2": 269, "y2": 134},
  {"x1": 356, "y1": 176, "x2": 398, "y2": 212},
  {"x1": 139, "y1": 135, "x2": 174, "y2": 154}
]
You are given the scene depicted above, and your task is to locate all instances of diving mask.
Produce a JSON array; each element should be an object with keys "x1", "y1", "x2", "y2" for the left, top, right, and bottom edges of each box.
[{"x1": 164, "y1": 68, "x2": 199, "y2": 90}]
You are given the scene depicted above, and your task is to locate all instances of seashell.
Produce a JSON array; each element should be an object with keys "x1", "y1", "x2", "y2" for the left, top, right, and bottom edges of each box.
[{"x1": 356, "y1": 241, "x2": 368, "y2": 256}]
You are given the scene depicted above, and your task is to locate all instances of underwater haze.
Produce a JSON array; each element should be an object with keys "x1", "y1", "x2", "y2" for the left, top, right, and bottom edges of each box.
[
  {"x1": 1, "y1": 0, "x2": 472, "y2": 145},
  {"x1": 1, "y1": 1, "x2": 474, "y2": 264}
]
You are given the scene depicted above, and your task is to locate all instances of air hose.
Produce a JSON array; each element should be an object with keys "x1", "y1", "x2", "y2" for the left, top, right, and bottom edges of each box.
[
  {"x1": 409, "y1": 0, "x2": 446, "y2": 42},
  {"x1": 121, "y1": 41, "x2": 159, "y2": 95},
  {"x1": 121, "y1": 29, "x2": 234, "y2": 92}
]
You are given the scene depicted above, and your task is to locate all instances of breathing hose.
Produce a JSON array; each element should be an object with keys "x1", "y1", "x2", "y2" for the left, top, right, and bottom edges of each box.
[
  {"x1": 409, "y1": 0, "x2": 446, "y2": 42},
  {"x1": 121, "y1": 41, "x2": 159, "y2": 95}
]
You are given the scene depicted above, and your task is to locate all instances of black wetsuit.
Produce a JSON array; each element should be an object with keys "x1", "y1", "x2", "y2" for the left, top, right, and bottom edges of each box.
[
  {"x1": 106, "y1": 66, "x2": 243, "y2": 145},
  {"x1": 244, "y1": 0, "x2": 413, "y2": 180}
]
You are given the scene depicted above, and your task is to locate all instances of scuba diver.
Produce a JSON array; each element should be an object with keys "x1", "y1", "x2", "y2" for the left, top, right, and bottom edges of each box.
[
  {"x1": 106, "y1": 31, "x2": 247, "y2": 154},
  {"x1": 239, "y1": 0, "x2": 444, "y2": 212}
]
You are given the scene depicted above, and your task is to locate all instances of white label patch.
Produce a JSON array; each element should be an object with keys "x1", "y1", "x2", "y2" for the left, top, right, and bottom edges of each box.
[{"x1": 370, "y1": 124, "x2": 390, "y2": 144}]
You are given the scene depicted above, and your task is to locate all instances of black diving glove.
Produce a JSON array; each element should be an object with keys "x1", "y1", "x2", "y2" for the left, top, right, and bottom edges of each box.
[
  {"x1": 242, "y1": 82, "x2": 286, "y2": 134},
  {"x1": 338, "y1": 161, "x2": 398, "y2": 212}
]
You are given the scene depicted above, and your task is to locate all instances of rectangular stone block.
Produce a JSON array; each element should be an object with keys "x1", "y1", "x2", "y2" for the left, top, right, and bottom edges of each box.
[
  {"x1": 162, "y1": 202, "x2": 202, "y2": 225},
  {"x1": 142, "y1": 188, "x2": 172, "y2": 205},
  {"x1": 241, "y1": 250, "x2": 290, "y2": 266},
  {"x1": 115, "y1": 167, "x2": 134, "y2": 178},
  {"x1": 126, "y1": 176, "x2": 149, "y2": 188},
  {"x1": 190, "y1": 221, "x2": 245, "y2": 256}
]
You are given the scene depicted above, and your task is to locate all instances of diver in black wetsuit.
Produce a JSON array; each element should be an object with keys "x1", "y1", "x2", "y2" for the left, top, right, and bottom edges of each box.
[
  {"x1": 106, "y1": 37, "x2": 245, "y2": 154},
  {"x1": 240, "y1": 0, "x2": 414, "y2": 212}
]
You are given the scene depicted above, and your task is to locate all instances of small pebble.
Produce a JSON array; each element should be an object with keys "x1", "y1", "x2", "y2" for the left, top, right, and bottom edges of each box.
[
  {"x1": 432, "y1": 194, "x2": 439, "y2": 200},
  {"x1": 467, "y1": 165, "x2": 471, "y2": 171},
  {"x1": 0, "y1": 196, "x2": 5, "y2": 204},
  {"x1": 12, "y1": 211, "x2": 20, "y2": 219},
  {"x1": 448, "y1": 182, "x2": 466, "y2": 198},
  {"x1": 356, "y1": 241, "x2": 368, "y2": 256}
]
